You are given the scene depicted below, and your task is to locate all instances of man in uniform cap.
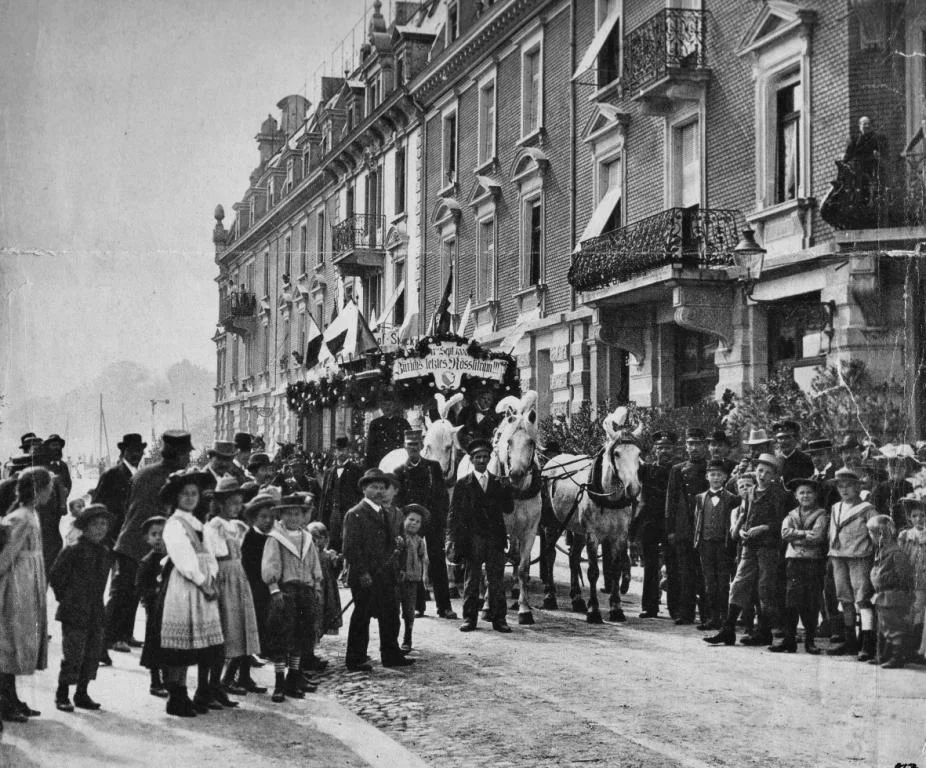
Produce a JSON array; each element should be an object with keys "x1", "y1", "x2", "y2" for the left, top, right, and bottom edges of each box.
[
  {"x1": 773, "y1": 420, "x2": 815, "y2": 486},
  {"x1": 92, "y1": 433, "x2": 147, "y2": 548},
  {"x1": 394, "y1": 429, "x2": 455, "y2": 619},
  {"x1": 632, "y1": 431, "x2": 677, "y2": 618},
  {"x1": 229, "y1": 433, "x2": 254, "y2": 484},
  {"x1": 365, "y1": 400, "x2": 411, "y2": 471},
  {"x1": 318, "y1": 436, "x2": 363, "y2": 551},
  {"x1": 447, "y1": 438, "x2": 514, "y2": 633},
  {"x1": 664, "y1": 428, "x2": 709, "y2": 625},
  {"x1": 43, "y1": 434, "x2": 72, "y2": 495},
  {"x1": 107, "y1": 431, "x2": 192, "y2": 654},
  {"x1": 341, "y1": 468, "x2": 412, "y2": 671}
]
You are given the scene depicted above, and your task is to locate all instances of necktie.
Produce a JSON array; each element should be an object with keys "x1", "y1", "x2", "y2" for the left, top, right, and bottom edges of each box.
[{"x1": 479, "y1": 474, "x2": 487, "y2": 492}]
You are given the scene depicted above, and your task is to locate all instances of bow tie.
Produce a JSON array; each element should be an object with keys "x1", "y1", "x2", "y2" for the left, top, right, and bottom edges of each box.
[{"x1": 708, "y1": 491, "x2": 722, "y2": 498}]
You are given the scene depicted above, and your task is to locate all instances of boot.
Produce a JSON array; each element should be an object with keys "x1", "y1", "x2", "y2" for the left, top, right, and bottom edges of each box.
[
  {"x1": 283, "y1": 670, "x2": 305, "y2": 699},
  {"x1": 804, "y1": 628, "x2": 821, "y2": 655},
  {"x1": 401, "y1": 626, "x2": 413, "y2": 653},
  {"x1": 868, "y1": 633, "x2": 887, "y2": 665},
  {"x1": 237, "y1": 666, "x2": 267, "y2": 694},
  {"x1": 221, "y1": 660, "x2": 247, "y2": 695},
  {"x1": 768, "y1": 637, "x2": 797, "y2": 653},
  {"x1": 857, "y1": 630, "x2": 876, "y2": 662},
  {"x1": 826, "y1": 624, "x2": 858, "y2": 656},
  {"x1": 55, "y1": 685, "x2": 74, "y2": 713},
  {"x1": 704, "y1": 606, "x2": 739, "y2": 646},
  {"x1": 149, "y1": 668, "x2": 169, "y2": 698},
  {"x1": 210, "y1": 684, "x2": 239, "y2": 708},
  {"x1": 740, "y1": 621, "x2": 773, "y2": 646},
  {"x1": 271, "y1": 672, "x2": 286, "y2": 703},
  {"x1": 165, "y1": 684, "x2": 195, "y2": 718},
  {"x1": 73, "y1": 685, "x2": 101, "y2": 711},
  {"x1": 0, "y1": 676, "x2": 27, "y2": 723},
  {"x1": 881, "y1": 642, "x2": 905, "y2": 669}
]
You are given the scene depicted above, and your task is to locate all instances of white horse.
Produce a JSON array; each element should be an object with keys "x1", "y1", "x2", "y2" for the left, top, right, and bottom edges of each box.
[
  {"x1": 379, "y1": 393, "x2": 464, "y2": 488},
  {"x1": 541, "y1": 406, "x2": 643, "y2": 624},
  {"x1": 456, "y1": 391, "x2": 543, "y2": 625}
]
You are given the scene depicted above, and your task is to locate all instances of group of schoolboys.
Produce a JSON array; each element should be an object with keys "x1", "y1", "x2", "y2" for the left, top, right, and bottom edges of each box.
[{"x1": 646, "y1": 421, "x2": 925, "y2": 669}]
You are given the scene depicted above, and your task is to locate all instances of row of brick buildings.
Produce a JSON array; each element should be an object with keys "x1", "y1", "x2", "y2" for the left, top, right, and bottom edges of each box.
[{"x1": 212, "y1": 0, "x2": 926, "y2": 449}]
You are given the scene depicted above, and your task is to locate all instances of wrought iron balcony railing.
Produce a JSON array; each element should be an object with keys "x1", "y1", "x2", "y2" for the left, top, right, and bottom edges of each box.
[
  {"x1": 623, "y1": 8, "x2": 707, "y2": 94},
  {"x1": 220, "y1": 291, "x2": 257, "y2": 323},
  {"x1": 820, "y1": 153, "x2": 926, "y2": 230},
  {"x1": 568, "y1": 207, "x2": 745, "y2": 293},
  {"x1": 331, "y1": 213, "x2": 386, "y2": 253}
]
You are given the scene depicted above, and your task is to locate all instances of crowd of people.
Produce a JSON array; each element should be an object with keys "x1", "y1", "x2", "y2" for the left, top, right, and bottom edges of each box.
[
  {"x1": 634, "y1": 421, "x2": 926, "y2": 669},
  {"x1": 2, "y1": 404, "x2": 925, "y2": 730}
]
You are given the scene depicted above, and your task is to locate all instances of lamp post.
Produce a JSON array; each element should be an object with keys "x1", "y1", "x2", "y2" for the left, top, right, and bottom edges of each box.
[
  {"x1": 150, "y1": 398, "x2": 170, "y2": 445},
  {"x1": 731, "y1": 228, "x2": 767, "y2": 302}
]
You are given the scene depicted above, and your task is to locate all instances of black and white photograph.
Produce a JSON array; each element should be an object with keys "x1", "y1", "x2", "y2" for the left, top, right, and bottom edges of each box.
[{"x1": 2, "y1": 0, "x2": 926, "y2": 765}]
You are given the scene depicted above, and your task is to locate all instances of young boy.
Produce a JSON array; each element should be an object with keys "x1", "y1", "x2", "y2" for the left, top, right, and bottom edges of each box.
[
  {"x1": 307, "y1": 521, "x2": 340, "y2": 669},
  {"x1": 705, "y1": 455, "x2": 789, "y2": 647},
  {"x1": 868, "y1": 514, "x2": 915, "y2": 668},
  {"x1": 693, "y1": 460, "x2": 736, "y2": 630},
  {"x1": 135, "y1": 515, "x2": 168, "y2": 696},
  {"x1": 262, "y1": 495, "x2": 324, "y2": 702},
  {"x1": 772, "y1": 479, "x2": 829, "y2": 654},
  {"x1": 48, "y1": 504, "x2": 113, "y2": 712},
  {"x1": 399, "y1": 504, "x2": 431, "y2": 651},
  {"x1": 238, "y1": 492, "x2": 277, "y2": 693},
  {"x1": 827, "y1": 467, "x2": 878, "y2": 660}
]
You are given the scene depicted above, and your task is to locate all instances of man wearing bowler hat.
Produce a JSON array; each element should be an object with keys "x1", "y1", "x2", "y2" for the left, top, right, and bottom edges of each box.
[
  {"x1": 342, "y1": 468, "x2": 412, "y2": 670},
  {"x1": 664, "y1": 428, "x2": 710, "y2": 625},
  {"x1": 92, "y1": 433, "x2": 147, "y2": 548},
  {"x1": 707, "y1": 430, "x2": 736, "y2": 477},
  {"x1": 394, "y1": 429, "x2": 455, "y2": 619},
  {"x1": 632, "y1": 431, "x2": 677, "y2": 618},
  {"x1": 319, "y1": 436, "x2": 363, "y2": 552},
  {"x1": 107, "y1": 431, "x2": 192, "y2": 654},
  {"x1": 229, "y1": 433, "x2": 254, "y2": 484},
  {"x1": 773, "y1": 420, "x2": 815, "y2": 486},
  {"x1": 447, "y1": 438, "x2": 515, "y2": 633}
]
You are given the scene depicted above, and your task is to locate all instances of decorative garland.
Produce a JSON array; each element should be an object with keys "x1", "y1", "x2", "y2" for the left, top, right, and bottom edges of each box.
[{"x1": 285, "y1": 333, "x2": 521, "y2": 416}]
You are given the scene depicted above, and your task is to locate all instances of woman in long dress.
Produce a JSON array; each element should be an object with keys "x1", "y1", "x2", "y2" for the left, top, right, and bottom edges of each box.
[
  {"x1": 203, "y1": 477, "x2": 260, "y2": 696},
  {"x1": 0, "y1": 467, "x2": 54, "y2": 724},
  {"x1": 157, "y1": 470, "x2": 227, "y2": 717}
]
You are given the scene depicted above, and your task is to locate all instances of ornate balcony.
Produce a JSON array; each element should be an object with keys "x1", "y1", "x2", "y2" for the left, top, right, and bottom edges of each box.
[
  {"x1": 331, "y1": 213, "x2": 386, "y2": 276},
  {"x1": 568, "y1": 207, "x2": 745, "y2": 293},
  {"x1": 821, "y1": 154, "x2": 926, "y2": 232},
  {"x1": 623, "y1": 8, "x2": 709, "y2": 108},
  {"x1": 219, "y1": 290, "x2": 257, "y2": 337}
]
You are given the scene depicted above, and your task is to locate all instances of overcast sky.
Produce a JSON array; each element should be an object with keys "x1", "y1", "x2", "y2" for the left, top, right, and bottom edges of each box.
[{"x1": 0, "y1": 0, "x2": 376, "y2": 409}]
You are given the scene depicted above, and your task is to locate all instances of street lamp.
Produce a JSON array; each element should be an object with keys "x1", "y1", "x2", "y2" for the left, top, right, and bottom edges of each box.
[{"x1": 150, "y1": 398, "x2": 170, "y2": 445}]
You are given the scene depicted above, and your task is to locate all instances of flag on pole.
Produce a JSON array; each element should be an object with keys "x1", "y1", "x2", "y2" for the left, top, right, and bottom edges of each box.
[
  {"x1": 432, "y1": 263, "x2": 454, "y2": 336},
  {"x1": 456, "y1": 293, "x2": 473, "y2": 337},
  {"x1": 397, "y1": 310, "x2": 418, "y2": 341},
  {"x1": 372, "y1": 279, "x2": 406, "y2": 330},
  {"x1": 323, "y1": 301, "x2": 380, "y2": 360},
  {"x1": 303, "y1": 312, "x2": 329, "y2": 369}
]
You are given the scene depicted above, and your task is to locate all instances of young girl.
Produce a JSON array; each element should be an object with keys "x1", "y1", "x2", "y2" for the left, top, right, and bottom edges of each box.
[
  {"x1": 0, "y1": 467, "x2": 53, "y2": 723},
  {"x1": 306, "y1": 521, "x2": 341, "y2": 670},
  {"x1": 772, "y1": 478, "x2": 829, "y2": 654},
  {"x1": 157, "y1": 469, "x2": 227, "y2": 717},
  {"x1": 204, "y1": 477, "x2": 261, "y2": 697},
  {"x1": 399, "y1": 505, "x2": 430, "y2": 652},
  {"x1": 868, "y1": 514, "x2": 915, "y2": 668},
  {"x1": 898, "y1": 496, "x2": 926, "y2": 662}
]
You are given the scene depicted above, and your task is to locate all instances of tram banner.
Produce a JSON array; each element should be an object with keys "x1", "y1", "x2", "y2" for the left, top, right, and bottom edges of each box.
[{"x1": 392, "y1": 344, "x2": 508, "y2": 391}]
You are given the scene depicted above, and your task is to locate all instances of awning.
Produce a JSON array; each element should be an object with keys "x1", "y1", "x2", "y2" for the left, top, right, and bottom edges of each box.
[
  {"x1": 572, "y1": 8, "x2": 621, "y2": 82},
  {"x1": 575, "y1": 185, "x2": 622, "y2": 251}
]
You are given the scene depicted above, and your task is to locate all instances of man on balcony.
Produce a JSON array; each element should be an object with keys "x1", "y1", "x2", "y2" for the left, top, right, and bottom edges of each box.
[{"x1": 843, "y1": 116, "x2": 887, "y2": 205}]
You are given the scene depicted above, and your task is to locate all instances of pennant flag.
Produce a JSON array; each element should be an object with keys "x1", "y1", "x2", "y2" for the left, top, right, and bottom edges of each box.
[
  {"x1": 372, "y1": 279, "x2": 406, "y2": 330},
  {"x1": 323, "y1": 301, "x2": 380, "y2": 360},
  {"x1": 456, "y1": 293, "x2": 473, "y2": 337},
  {"x1": 432, "y1": 263, "x2": 454, "y2": 336},
  {"x1": 397, "y1": 310, "x2": 418, "y2": 341},
  {"x1": 303, "y1": 312, "x2": 328, "y2": 369}
]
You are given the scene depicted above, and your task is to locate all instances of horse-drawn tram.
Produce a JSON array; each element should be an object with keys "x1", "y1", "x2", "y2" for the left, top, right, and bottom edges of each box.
[{"x1": 286, "y1": 325, "x2": 643, "y2": 628}]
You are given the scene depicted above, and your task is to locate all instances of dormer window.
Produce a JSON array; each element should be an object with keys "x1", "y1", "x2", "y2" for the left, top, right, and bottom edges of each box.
[
  {"x1": 368, "y1": 76, "x2": 381, "y2": 113},
  {"x1": 447, "y1": 2, "x2": 459, "y2": 44},
  {"x1": 285, "y1": 158, "x2": 294, "y2": 191}
]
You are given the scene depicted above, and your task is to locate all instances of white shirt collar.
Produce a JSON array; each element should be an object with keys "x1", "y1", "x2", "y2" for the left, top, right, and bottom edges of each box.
[
  {"x1": 122, "y1": 458, "x2": 138, "y2": 477},
  {"x1": 365, "y1": 499, "x2": 382, "y2": 512},
  {"x1": 172, "y1": 509, "x2": 203, "y2": 530}
]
